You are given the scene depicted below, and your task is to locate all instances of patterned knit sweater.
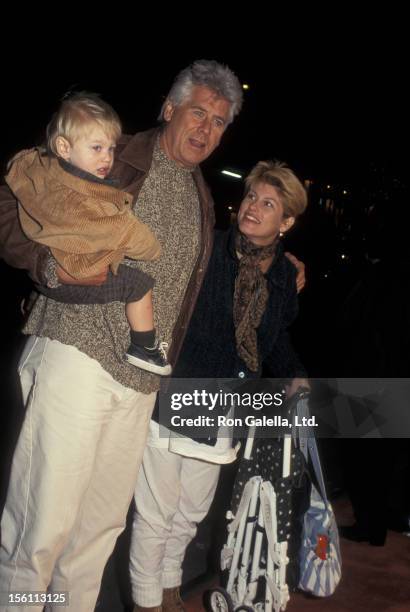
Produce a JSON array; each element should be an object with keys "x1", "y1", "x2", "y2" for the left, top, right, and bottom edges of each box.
[{"x1": 24, "y1": 140, "x2": 201, "y2": 393}]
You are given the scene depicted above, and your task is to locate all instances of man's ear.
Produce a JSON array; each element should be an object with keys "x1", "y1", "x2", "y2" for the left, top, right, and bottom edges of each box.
[
  {"x1": 162, "y1": 100, "x2": 175, "y2": 123},
  {"x1": 55, "y1": 136, "x2": 71, "y2": 160},
  {"x1": 280, "y1": 216, "x2": 295, "y2": 234}
]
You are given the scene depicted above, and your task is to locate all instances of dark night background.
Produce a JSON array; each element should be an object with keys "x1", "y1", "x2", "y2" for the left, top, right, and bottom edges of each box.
[
  {"x1": 1, "y1": 37, "x2": 408, "y2": 374},
  {"x1": 1, "y1": 25, "x2": 409, "y2": 609}
]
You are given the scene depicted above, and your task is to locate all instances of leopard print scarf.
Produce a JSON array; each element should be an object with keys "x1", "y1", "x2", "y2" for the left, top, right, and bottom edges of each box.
[{"x1": 233, "y1": 230, "x2": 278, "y2": 371}]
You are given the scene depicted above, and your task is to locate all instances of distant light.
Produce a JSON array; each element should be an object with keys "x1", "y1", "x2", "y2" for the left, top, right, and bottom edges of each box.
[
  {"x1": 324, "y1": 274, "x2": 328, "y2": 278},
  {"x1": 228, "y1": 206, "x2": 233, "y2": 211},
  {"x1": 327, "y1": 185, "x2": 331, "y2": 189},
  {"x1": 341, "y1": 254, "x2": 346, "y2": 259},
  {"x1": 242, "y1": 83, "x2": 250, "y2": 90},
  {"x1": 343, "y1": 190, "x2": 348, "y2": 195},
  {"x1": 222, "y1": 170, "x2": 242, "y2": 179}
]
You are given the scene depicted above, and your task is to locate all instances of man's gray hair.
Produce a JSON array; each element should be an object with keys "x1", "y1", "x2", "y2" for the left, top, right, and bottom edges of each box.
[{"x1": 159, "y1": 59, "x2": 243, "y2": 123}]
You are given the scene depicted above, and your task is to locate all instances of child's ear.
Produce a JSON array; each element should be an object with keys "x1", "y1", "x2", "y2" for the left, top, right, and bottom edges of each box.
[{"x1": 55, "y1": 136, "x2": 71, "y2": 160}]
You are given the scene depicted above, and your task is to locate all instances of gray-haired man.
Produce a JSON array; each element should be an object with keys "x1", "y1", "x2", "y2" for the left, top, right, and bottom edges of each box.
[{"x1": 0, "y1": 60, "x2": 243, "y2": 612}]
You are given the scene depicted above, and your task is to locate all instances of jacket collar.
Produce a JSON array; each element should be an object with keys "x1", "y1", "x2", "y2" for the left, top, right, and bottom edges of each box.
[
  {"x1": 117, "y1": 127, "x2": 159, "y2": 172},
  {"x1": 117, "y1": 126, "x2": 204, "y2": 182},
  {"x1": 58, "y1": 157, "x2": 118, "y2": 187}
]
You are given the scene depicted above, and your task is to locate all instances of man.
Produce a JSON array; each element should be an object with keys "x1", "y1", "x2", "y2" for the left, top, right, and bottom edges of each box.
[
  {"x1": 130, "y1": 162, "x2": 309, "y2": 612},
  {"x1": 0, "y1": 60, "x2": 243, "y2": 612}
]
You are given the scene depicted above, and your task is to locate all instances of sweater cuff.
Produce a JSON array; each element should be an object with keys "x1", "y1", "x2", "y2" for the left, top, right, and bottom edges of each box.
[{"x1": 44, "y1": 254, "x2": 61, "y2": 288}]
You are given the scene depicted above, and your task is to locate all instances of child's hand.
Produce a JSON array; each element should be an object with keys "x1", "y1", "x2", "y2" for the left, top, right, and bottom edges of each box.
[{"x1": 56, "y1": 265, "x2": 108, "y2": 286}]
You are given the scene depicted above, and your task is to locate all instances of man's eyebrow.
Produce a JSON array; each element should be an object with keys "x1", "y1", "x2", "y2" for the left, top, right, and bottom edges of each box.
[{"x1": 191, "y1": 105, "x2": 227, "y2": 124}]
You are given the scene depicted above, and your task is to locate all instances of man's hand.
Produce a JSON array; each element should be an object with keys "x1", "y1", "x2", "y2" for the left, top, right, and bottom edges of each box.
[
  {"x1": 56, "y1": 265, "x2": 108, "y2": 286},
  {"x1": 285, "y1": 252, "x2": 306, "y2": 293}
]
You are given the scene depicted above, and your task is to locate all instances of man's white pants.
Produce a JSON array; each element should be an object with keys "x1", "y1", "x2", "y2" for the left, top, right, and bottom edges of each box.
[
  {"x1": 130, "y1": 445, "x2": 220, "y2": 607},
  {"x1": 0, "y1": 336, "x2": 156, "y2": 612}
]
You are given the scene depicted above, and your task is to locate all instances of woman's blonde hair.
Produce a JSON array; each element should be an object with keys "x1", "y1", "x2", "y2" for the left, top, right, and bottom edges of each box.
[
  {"x1": 47, "y1": 92, "x2": 122, "y2": 154},
  {"x1": 245, "y1": 160, "x2": 308, "y2": 218}
]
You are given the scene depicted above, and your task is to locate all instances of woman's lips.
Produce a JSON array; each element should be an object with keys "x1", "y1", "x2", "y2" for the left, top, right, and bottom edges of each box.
[{"x1": 243, "y1": 212, "x2": 260, "y2": 224}]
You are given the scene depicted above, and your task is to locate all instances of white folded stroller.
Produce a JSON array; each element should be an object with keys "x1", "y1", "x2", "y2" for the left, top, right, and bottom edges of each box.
[{"x1": 207, "y1": 390, "x2": 310, "y2": 612}]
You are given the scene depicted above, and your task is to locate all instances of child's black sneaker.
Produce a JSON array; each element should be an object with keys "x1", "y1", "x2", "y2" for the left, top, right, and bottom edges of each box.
[{"x1": 125, "y1": 341, "x2": 172, "y2": 375}]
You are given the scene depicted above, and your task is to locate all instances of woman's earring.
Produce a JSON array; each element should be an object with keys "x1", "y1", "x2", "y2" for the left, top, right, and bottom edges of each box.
[{"x1": 279, "y1": 231, "x2": 284, "y2": 238}]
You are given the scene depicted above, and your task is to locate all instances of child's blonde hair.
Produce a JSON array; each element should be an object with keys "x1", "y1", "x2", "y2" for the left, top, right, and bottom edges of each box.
[{"x1": 47, "y1": 92, "x2": 122, "y2": 154}]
